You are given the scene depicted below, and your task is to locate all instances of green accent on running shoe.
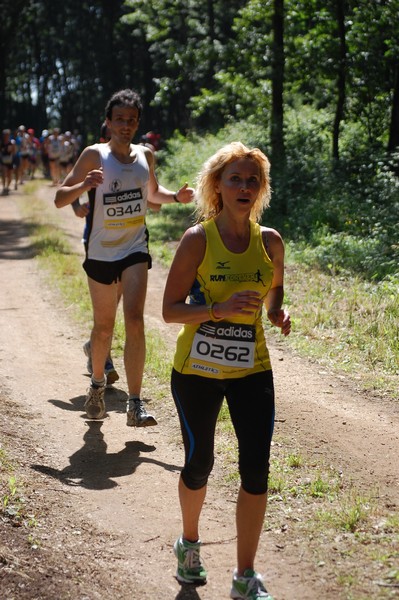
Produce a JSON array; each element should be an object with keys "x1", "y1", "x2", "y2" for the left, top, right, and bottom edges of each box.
[
  {"x1": 230, "y1": 569, "x2": 273, "y2": 599},
  {"x1": 173, "y1": 537, "x2": 207, "y2": 584}
]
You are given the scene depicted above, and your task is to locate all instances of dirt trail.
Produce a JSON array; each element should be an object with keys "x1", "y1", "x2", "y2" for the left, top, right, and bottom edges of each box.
[{"x1": 0, "y1": 183, "x2": 398, "y2": 599}]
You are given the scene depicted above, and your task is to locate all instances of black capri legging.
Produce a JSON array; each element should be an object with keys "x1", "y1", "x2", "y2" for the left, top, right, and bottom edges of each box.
[{"x1": 171, "y1": 368, "x2": 275, "y2": 495}]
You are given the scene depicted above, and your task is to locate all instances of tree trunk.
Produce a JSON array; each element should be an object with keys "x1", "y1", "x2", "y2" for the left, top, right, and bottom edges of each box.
[
  {"x1": 271, "y1": 0, "x2": 285, "y2": 167},
  {"x1": 387, "y1": 61, "x2": 399, "y2": 152},
  {"x1": 270, "y1": 0, "x2": 286, "y2": 213},
  {"x1": 332, "y1": 0, "x2": 347, "y2": 162}
]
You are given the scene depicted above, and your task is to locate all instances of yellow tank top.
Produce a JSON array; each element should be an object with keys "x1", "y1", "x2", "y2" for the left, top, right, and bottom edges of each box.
[{"x1": 173, "y1": 218, "x2": 274, "y2": 378}]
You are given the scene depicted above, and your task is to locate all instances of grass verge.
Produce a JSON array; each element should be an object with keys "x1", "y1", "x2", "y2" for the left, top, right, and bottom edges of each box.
[
  {"x1": 0, "y1": 445, "x2": 39, "y2": 548},
  {"x1": 279, "y1": 249, "x2": 399, "y2": 398}
]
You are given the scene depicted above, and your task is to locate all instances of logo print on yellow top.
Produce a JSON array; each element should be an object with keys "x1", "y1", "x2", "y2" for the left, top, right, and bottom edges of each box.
[
  {"x1": 210, "y1": 270, "x2": 266, "y2": 286},
  {"x1": 216, "y1": 261, "x2": 230, "y2": 269}
]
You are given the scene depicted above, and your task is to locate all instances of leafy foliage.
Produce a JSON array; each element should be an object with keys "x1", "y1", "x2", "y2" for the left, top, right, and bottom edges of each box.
[{"x1": 2, "y1": 0, "x2": 398, "y2": 282}]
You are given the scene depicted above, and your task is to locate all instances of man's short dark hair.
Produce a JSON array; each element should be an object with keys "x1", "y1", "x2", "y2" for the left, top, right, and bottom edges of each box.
[{"x1": 105, "y1": 89, "x2": 143, "y2": 120}]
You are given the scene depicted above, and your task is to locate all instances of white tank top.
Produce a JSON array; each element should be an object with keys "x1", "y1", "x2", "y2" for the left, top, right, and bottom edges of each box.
[{"x1": 86, "y1": 143, "x2": 150, "y2": 261}]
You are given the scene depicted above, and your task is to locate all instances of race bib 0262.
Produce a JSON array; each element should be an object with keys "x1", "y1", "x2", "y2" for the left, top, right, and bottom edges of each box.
[{"x1": 190, "y1": 321, "x2": 255, "y2": 369}]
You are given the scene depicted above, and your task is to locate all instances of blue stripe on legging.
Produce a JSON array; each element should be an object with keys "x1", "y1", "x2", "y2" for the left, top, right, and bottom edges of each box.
[{"x1": 172, "y1": 382, "x2": 195, "y2": 463}]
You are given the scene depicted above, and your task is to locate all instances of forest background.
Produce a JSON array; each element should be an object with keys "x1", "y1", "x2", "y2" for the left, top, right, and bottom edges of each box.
[{"x1": 1, "y1": 0, "x2": 398, "y2": 395}]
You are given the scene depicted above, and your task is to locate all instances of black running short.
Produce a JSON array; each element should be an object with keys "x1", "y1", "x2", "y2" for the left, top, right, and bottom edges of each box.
[{"x1": 83, "y1": 252, "x2": 152, "y2": 285}]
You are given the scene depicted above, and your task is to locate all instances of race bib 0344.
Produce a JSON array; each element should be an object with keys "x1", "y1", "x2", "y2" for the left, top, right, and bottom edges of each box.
[{"x1": 103, "y1": 188, "x2": 144, "y2": 229}]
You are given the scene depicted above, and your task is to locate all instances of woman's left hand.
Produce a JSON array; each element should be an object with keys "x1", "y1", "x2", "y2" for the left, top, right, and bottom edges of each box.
[{"x1": 267, "y1": 308, "x2": 291, "y2": 336}]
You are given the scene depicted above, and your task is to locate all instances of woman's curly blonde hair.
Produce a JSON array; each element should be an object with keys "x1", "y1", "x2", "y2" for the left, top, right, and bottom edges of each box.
[{"x1": 194, "y1": 141, "x2": 271, "y2": 223}]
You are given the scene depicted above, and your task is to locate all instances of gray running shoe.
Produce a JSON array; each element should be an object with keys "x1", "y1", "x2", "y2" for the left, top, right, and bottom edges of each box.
[
  {"x1": 84, "y1": 385, "x2": 106, "y2": 419},
  {"x1": 230, "y1": 569, "x2": 273, "y2": 599},
  {"x1": 126, "y1": 398, "x2": 157, "y2": 427},
  {"x1": 83, "y1": 340, "x2": 93, "y2": 374},
  {"x1": 83, "y1": 340, "x2": 119, "y2": 385},
  {"x1": 104, "y1": 357, "x2": 119, "y2": 385},
  {"x1": 173, "y1": 536, "x2": 207, "y2": 584}
]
